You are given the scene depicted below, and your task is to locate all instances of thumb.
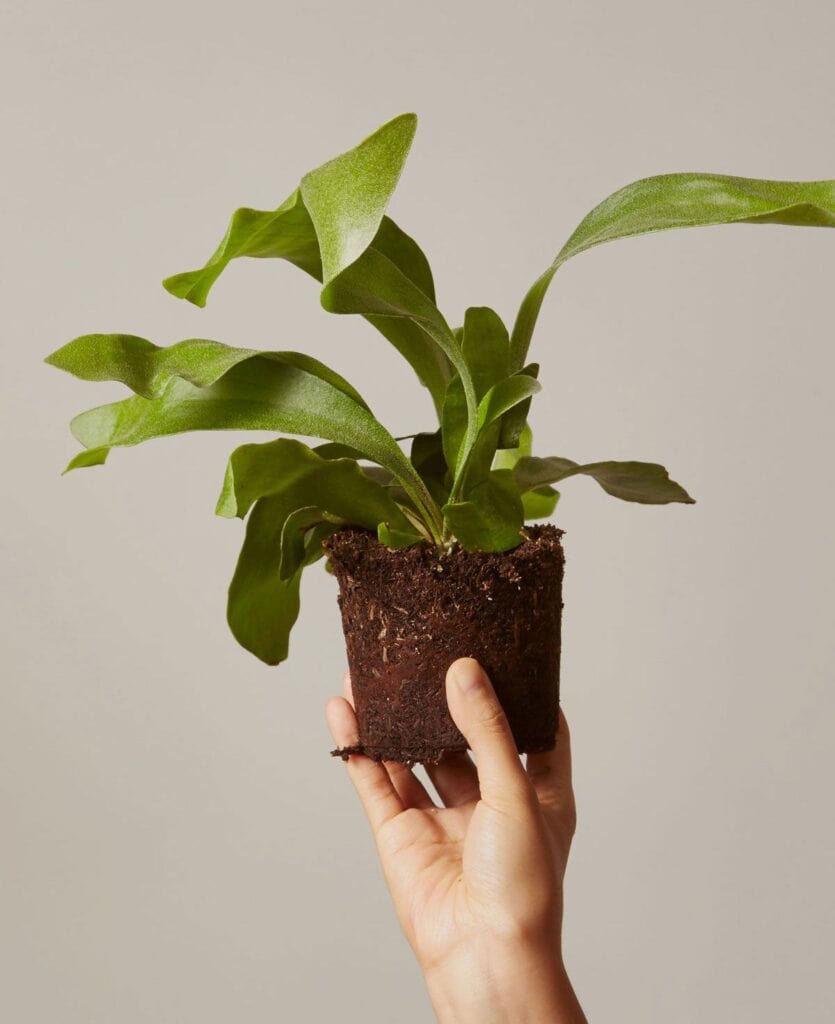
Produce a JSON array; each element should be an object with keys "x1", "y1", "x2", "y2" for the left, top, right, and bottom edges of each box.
[{"x1": 445, "y1": 658, "x2": 534, "y2": 813}]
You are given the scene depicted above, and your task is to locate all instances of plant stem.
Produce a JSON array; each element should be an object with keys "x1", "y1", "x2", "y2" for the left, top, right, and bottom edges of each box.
[{"x1": 405, "y1": 474, "x2": 445, "y2": 547}]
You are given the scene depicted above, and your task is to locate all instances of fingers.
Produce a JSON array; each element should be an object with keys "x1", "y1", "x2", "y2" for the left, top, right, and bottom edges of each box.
[
  {"x1": 526, "y1": 708, "x2": 575, "y2": 816},
  {"x1": 325, "y1": 696, "x2": 403, "y2": 831},
  {"x1": 340, "y1": 671, "x2": 434, "y2": 808},
  {"x1": 444, "y1": 658, "x2": 534, "y2": 814},
  {"x1": 385, "y1": 760, "x2": 436, "y2": 810},
  {"x1": 328, "y1": 683, "x2": 435, "y2": 821},
  {"x1": 425, "y1": 752, "x2": 480, "y2": 808}
]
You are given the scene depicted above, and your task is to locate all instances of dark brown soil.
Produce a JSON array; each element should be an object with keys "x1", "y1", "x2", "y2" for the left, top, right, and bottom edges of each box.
[{"x1": 325, "y1": 525, "x2": 564, "y2": 765}]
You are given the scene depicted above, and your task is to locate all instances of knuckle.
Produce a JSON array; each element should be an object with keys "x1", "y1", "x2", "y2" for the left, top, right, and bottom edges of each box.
[
  {"x1": 355, "y1": 768, "x2": 393, "y2": 807},
  {"x1": 475, "y1": 699, "x2": 510, "y2": 736},
  {"x1": 376, "y1": 810, "x2": 417, "y2": 855}
]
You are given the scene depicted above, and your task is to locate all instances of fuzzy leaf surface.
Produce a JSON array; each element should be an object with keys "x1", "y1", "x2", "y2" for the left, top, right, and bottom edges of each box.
[
  {"x1": 278, "y1": 507, "x2": 345, "y2": 581},
  {"x1": 441, "y1": 375, "x2": 468, "y2": 476},
  {"x1": 409, "y1": 430, "x2": 449, "y2": 505},
  {"x1": 216, "y1": 436, "x2": 412, "y2": 528},
  {"x1": 514, "y1": 456, "x2": 695, "y2": 504},
  {"x1": 450, "y1": 372, "x2": 542, "y2": 496},
  {"x1": 322, "y1": 245, "x2": 478, "y2": 460},
  {"x1": 512, "y1": 174, "x2": 835, "y2": 366},
  {"x1": 227, "y1": 497, "x2": 304, "y2": 665},
  {"x1": 376, "y1": 522, "x2": 425, "y2": 548},
  {"x1": 300, "y1": 113, "x2": 417, "y2": 285},
  {"x1": 162, "y1": 190, "x2": 322, "y2": 305},
  {"x1": 226, "y1": 442, "x2": 416, "y2": 664},
  {"x1": 443, "y1": 470, "x2": 524, "y2": 552},
  {"x1": 47, "y1": 334, "x2": 369, "y2": 407},
  {"x1": 476, "y1": 373, "x2": 542, "y2": 433},
  {"x1": 497, "y1": 363, "x2": 539, "y2": 450},
  {"x1": 522, "y1": 486, "x2": 560, "y2": 520},
  {"x1": 461, "y1": 307, "x2": 510, "y2": 400},
  {"x1": 162, "y1": 115, "x2": 452, "y2": 412},
  {"x1": 48, "y1": 334, "x2": 439, "y2": 531}
]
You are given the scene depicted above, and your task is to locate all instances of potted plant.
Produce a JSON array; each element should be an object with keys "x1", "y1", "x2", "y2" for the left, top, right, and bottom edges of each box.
[{"x1": 47, "y1": 114, "x2": 835, "y2": 763}]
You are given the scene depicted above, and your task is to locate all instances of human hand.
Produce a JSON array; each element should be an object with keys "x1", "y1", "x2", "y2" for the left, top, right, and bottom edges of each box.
[{"x1": 325, "y1": 657, "x2": 586, "y2": 1024}]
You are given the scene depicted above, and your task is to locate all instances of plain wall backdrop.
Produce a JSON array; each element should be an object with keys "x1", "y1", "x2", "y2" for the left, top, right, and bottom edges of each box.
[{"x1": 2, "y1": 1, "x2": 834, "y2": 1021}]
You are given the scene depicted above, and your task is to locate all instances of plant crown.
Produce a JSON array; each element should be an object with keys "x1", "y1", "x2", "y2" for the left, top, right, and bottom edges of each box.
[{"x1": 47, "y1": 114, "x2": 835, "y2": 663}]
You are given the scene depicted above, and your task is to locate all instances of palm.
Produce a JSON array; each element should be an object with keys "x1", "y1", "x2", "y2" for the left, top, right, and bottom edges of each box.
[
  {"x1": 326, "y1": 659, "x2": 582, "y2": 1020},
  {"x1": 329, "y1": 668, "x2": 575, "y2": 968},
  {"x1": 377, "y1": 802, "x2": 470, "y2": 956}
]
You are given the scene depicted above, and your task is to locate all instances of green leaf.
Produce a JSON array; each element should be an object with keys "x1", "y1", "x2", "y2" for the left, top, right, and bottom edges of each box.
[
  {"x1": 225, "y1": 436, "x2": 419, "y2": 664},
  {"x1": 312, "y1": 441, "x2": 367, "y2": 460},
  {"x1": 410, "y1": 430, "x2": 449, "y2": 505},
  {"x1": 47, "y1": 333, "x2": 370, "y2": 408},
  {"x1": 215, "y1": 436, "x2": 412, "y2": 528},
  {"x1": 300, "y1": 113, "x2": 417, "y2": 285},
  {"x1": 313, "y1": 444, "x2": 399, "y2": 496},
  {"x1": 323, "y1": 245, "x2": 479, "y2": 465},
  {"x1": 349, "y1": 217, "x2": 453, "y2": 416},
  {"x1": 279, "y1": 507, "x2": 345, "y2": 581},
  {"x1": 48, "y1": 334, "x2": 442, "y2": 538},
  {"x1": 445, "y1": 372, "x2": 542, "y2": 500},
  {"x1": 462, "y1": 370, "x2": 541, "y2": 487},
  {"x1": 162, "y1": 189, "x2": 322, "y2": 306},
  {"x1": 522, "y1": 486, "x2": 560, "y2": 520},
  {"x1": 514, "y1": 456, "x2": 695, "y2": 505},
  {"x1": 446, "y1": 306, "x2": 514, "y2": 493},
  {"x1": 511, "y1": 174, "x2": 835, "y2": 367},
  {"x1": 321, "y1": 246, "x2": 463, "y2": 375},
  {"x1": 63, "y1": 446, "x2": 110, "y2": 471},
  {"x1": 492, "y1": 423, "x2": 534, "y2": 470},
  {"x1": 476, "y1": 372, "x2": 541, "y2": 432},
  {"x1": 410, "y1": 429, "x2": 446, "y2": 478},
  {"x1": 377, "y1": 522, "x2": 424, "y2": 548},
  {"x1": 441, "y1": 375, "x2": 468, "y2": 475},
  {"x1": 497, "y1": 363, "x2": 539, "y2": 450},
  {"x1": 164, "y1": 116, "x2": 418, "y2": 300},
  {"x1": 365, "y1": 316, "x2": 451, "y2": 418},
  {"x1": 227, "y1": 496, "x2": 303, "y2": 665},
  {"x1": 461, "y1": 307, "x2": 509, "y2": 400},
  {"x1": 162, "y1": 115, "x2": 452, "y2": 414},
  {"x1": 443, "y1": 470, "x2": 524, "y2": 552},
  {"x1": 301, "y1": 522, "x2": 339, "y2": 567},
  {"x1": 370, "y1": 216, "x2": 435, "y2": 301}
]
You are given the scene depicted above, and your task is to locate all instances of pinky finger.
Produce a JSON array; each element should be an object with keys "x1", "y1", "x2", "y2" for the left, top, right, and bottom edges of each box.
[{"x1": 326, "y1": 696, "x2": 404, "y2": 832}]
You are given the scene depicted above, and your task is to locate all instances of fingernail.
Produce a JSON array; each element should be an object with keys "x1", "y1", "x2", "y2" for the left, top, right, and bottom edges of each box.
[{"x1": 450, "y1": 658, "x2": 485, "y2": 694}]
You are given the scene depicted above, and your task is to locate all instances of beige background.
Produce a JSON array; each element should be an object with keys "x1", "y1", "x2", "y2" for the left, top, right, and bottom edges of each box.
[{"x1": 2, "y1": 1, "x2": 834, "y2": 1021}]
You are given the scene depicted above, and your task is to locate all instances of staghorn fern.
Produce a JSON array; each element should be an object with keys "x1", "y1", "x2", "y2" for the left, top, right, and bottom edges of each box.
[{"x1": 47, "y1": 114, "x2": 835, "y2": 663}]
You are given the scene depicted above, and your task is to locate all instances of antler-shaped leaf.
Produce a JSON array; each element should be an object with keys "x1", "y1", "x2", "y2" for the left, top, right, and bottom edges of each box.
[
  {"x1": 46, "y1": 334, "x2": 443, "y2": 540},
  {"x1": 215, "y1": 436, "x2": 413, "y2": 527},
  {"x1": 319, "y1": 245, "x2": 480, "y2": 472},
  {"x1": 514, "y1": 456, "x2": 695, "y2": 505},
  {"x1": 226, "y1": 496, "x2": 306, "y2": 666},
  {"x1": 442, "y1": 366, "x2": 541, "y2": 502},
  {"x1": 512, "y1": 174, "x2": 835, "y2": 367},
  {"x1": 163, "y1": 115, "x2": 453, "y2": 414},
  {"x1": 443, "y1": 470, "x2": 524, "y2": 551},
  {"x1": 299, "y1": 114, "x2": 417, "y2": 285},
  {"x1": 219, "y1": 438, "x2": 417, "y2": 664}
]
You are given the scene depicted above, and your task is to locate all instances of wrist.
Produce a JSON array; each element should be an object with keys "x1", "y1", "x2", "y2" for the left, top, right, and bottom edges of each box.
[{"x1": 424, "y1": 940, "x2": 585, "y2": 1024}]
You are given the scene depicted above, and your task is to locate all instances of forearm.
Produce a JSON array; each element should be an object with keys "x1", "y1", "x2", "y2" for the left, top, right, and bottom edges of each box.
[{"x1": 424, "y1": 943, "x2": 587, "y2": 1024}]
